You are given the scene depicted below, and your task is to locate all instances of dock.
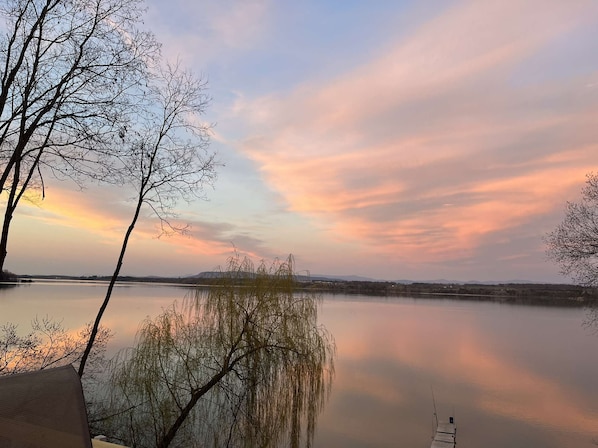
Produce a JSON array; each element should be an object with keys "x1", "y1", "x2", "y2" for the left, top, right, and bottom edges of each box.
[{"x1": 430, "y1": 417, "x2": 456, "y2": 448}]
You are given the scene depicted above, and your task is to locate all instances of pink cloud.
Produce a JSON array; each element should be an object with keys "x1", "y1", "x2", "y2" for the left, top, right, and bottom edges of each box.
[
  {"x1": 11, "y1": 184, "x2": 238, "y2": 273},
  {"x1": 234, "y1": 0, "x2": 598, "y2": 266}
]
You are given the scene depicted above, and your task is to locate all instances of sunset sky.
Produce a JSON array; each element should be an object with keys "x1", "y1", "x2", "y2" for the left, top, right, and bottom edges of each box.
[{"x1": 6, "y1": 0, "x2": 598, "y2": 282}]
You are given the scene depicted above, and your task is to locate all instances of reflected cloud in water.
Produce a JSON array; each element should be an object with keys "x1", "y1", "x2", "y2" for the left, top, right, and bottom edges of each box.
[
  {"x1": 2, "y1": 283, "x2": 598, "y2": 447},
  {"x1": 317, "y1": 297, "x2": 598, "y2": 447}
]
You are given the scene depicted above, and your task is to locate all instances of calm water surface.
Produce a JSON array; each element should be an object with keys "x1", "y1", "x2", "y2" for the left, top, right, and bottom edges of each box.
[{"x1": 1, "y1": 281, "x2": 597, "y2": 447}]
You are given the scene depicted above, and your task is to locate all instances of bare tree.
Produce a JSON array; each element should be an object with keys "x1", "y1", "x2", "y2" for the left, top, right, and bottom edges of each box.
[
  {"x1": 0, "y1": 0, "x2": 159, "y2": 275},
  {"x1": 0, "y1": 317, "x2": 111, "y2": 376},
  {"x1": 78, "y1": 62, "x2": 217, "y2": 378},
  {"x1": 546, "y1": 173, "x2": 598, "y2": 286},
  {"x1": 92, "y1": 255, "x2": 335, "y2": 448}
]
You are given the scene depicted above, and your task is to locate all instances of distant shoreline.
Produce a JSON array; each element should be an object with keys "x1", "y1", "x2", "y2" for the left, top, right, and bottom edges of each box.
[
  {"x1": 307, "y1": 279, "x2": 598, "y2": 306},
  {"x1": 10, "y1": 274, "x2": 598, "y2": 307}
]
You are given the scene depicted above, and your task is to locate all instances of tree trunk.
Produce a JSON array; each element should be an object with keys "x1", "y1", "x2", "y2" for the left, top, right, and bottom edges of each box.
[
  {"x1": 0, "y1": 140, "x2": 47, "y2": 276},
  {"x1": 0, "y1": 199, "x2": 16, "y2": 275},
  {"x1": 156, "y1": 345, "x2": 262, "y2": 448},
  {"x1": 0, "y1": 157, "x2": 21, "y2": 275},
  {"x1": 156, "y1": 367, "x2": 231, "y2": 448},
  {"x1": 78, "y1": 195, "x2": 144, "y2": 377}
]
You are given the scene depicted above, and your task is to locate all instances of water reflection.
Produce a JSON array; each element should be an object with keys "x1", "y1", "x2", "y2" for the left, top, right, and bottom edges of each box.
[
  {"x1": 1, "y1": 284, "x2": 598, "y2": 447},
  {"x1": 316, "y1": 297, "x2": 598, "y2": 447},
  {"x1": 92, "y1": 255, "x2": 335, "y2": 448}
]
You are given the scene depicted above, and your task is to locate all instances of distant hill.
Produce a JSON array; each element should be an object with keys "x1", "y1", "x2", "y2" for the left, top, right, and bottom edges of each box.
[
  {"x1": 412, "y1": 278, "x2": 537, "y2": 285},
  {"x1": 19, "y1": 273, "x2": 596, "y2": 305},
  {"x1": 310, "y1": 274, "x2": 380, "y2": 282},
  {"x1": 191, "y1": 272, "x2": 542, "y2": 285},
  {"x1": 190, "y1": 271, "x2": 229, "y2": 279},
  {"x1": 189, "y1": 272, "x2": 381, "y2": 282},
  {"x1": 24, "y1": 271, "x2": 558, "y2": 287}
]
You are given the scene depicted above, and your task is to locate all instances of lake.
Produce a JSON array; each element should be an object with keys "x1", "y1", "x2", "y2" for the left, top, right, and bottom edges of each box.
[{"x1": 1, "y1": 280, "x2": 597, "y2": 447}]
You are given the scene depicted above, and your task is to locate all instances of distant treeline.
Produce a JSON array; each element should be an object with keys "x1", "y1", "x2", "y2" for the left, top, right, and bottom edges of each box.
[
  {"x1": 15, "y1": 274, "x2": 598, "y2": 306},
  {"x1": 306, "y1": 280, "x2": 598, "y2": 306}
]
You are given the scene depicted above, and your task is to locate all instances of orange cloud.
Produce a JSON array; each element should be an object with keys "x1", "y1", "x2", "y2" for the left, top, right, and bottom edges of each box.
[
  {"x1": 17, "y1": 186, "x2": 128, "y2": 243},
  {"x1": 11, "y1": 184, "x2": 236, "y2": 267},
  {"x1": 233, "y1": 1, "x2": 598, "y2": 266}
]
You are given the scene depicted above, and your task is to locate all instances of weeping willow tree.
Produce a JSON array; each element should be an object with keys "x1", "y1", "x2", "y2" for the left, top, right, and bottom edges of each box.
[{"x1": 92, "y1": 255, "x2": 335, "y2": 448}]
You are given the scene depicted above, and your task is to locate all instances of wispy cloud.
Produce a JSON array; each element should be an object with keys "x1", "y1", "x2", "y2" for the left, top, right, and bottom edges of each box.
[
  {"x1": 15, "y1": 185, "x2": 262, "y2": 269},
  {"x1": 232, "y1": 0, "x2": 598, "y2": 270},
  {"x1": 6, "y1": 0, "x2": 598, "y2": 279},
  {"x1": 146, "y1": 0, "x2": 272, "y2": 65}
]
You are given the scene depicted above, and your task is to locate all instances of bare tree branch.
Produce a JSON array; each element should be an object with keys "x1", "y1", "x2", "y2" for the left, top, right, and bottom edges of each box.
[
  {"x1": 78, "y1": 62, "x2": 218, "y2": 378},
  {"x1": 0, "y1": 0, "x2": 160, "y2": 274},
  {"x1": 0, "y1": 316, "x2": 112, "y2": 376},
  {"x1": 545, "y1": 172, "x2": 598, "y2": 286}
]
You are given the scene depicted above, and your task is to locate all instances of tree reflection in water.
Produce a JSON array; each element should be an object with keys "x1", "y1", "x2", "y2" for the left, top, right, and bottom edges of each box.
[
  {"x1": 584, "y1": 303, "x2": 598, "y2": 335},
  {"x1": 92, "y1": 256, "x2": 335, "y2": 448}
]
